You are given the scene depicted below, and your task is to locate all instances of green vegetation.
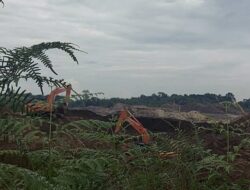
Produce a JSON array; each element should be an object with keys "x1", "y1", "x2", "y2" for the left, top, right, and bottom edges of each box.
[
  {"x1": 0, "y1": 26, "x2": 248, "y2": 190},
  {"x1": 239, "y1": 99, "x2": 250, "y2": 112},
  {"x1": 29, "y1": 91, "x2": 236, "y2": 107},
  {"x1": 69, "y1": 92, "x2": 237, "y2": 107},
  {"x1": 0, "y1": 117, "x2": 250, "y2": 190},
  {"x1": 0, "y1": 2, "x2": 249, "y2": 190},
  {"x1": 29, "y1": 91, "x2": 247, "y2": 114},
  {"x1": 0, "y1": 42, "x2": 80, "y2": 113}
]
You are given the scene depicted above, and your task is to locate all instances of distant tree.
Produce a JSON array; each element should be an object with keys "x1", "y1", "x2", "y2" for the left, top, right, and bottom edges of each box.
[
  {"x1": 70, "y1": 90, "x2": 104, "y2": 107},
  {"x1": 239, "y1": 99, "x2": 250, "y2": 111},
  {"x1": 225, "y1": 92, "x2": 236, "y2": 102},
  {"x1": 157, "y1": 92, "x2": 167, "y2": 97},
  {"x1": 72, "y1": 90, "x2": 104, "y2": 101}
]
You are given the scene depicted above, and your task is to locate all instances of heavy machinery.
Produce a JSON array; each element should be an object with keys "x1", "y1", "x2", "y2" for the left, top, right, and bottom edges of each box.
[
  {"x1": 114, "y1": 108, "x2": 178, "y2": 158},
  {"x1": 26, "y1": 85, "x2": 72, "y2": 114},
  {"x1": 114, "y1": 108, "x2": 150, "y2": 144}
]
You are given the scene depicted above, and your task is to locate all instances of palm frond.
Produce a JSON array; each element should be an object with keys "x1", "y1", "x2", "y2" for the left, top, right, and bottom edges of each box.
[{"x1": 0, "y1": 42, "x2": 82, "y2": 112}]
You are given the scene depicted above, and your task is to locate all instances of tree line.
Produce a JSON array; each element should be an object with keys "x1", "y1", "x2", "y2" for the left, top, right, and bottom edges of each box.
[{"x1": 29, "y1": 91, "x2": 250, "y2": 110}]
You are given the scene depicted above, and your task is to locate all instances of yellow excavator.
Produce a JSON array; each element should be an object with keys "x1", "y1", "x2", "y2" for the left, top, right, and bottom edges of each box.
[{"x1": 26, "y1": 85, "x2": 72, "y2": 114}]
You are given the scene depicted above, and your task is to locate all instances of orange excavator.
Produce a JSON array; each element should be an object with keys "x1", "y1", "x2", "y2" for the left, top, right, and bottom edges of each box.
[
  {"x1": 114, "y1": 108, "x2": 150, "y2": 144},
  {"x1": 114, "y1": 108, "x2": 178, "y2": 158},
  {"x1": 26, "y1": 85, "x2": 72, "y2": 114}
]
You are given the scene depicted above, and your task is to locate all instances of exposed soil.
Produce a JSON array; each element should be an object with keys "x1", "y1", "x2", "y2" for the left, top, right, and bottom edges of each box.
[
  {"x1": 66, "y1": 109, "x2": 108, "y2": 121},
  {"x1": 137, "y1": 117, "x2": 193, "y2": 133},
  {"x1": 1, "y1": 107, "x2": 249, "y2": 185},
  {"x1": 231, "y1": 148, "x2": 250, "y2": 181}
]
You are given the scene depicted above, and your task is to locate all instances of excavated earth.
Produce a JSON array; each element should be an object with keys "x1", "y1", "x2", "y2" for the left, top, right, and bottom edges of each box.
[
  {"x1": 65, "y1": 104, "x2": 250, "y2": 183},
  {"x1": 66, "y1": 104, "x2": 240, "y2": 133},
  {"x1": 0, "y1": 104, "x2": 249, "y2": 183}
]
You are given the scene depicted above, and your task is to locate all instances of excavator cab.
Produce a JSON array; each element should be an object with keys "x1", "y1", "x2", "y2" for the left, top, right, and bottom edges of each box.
[{"x1": 114, "y1": 108, "x2": 150, "y2": 144}]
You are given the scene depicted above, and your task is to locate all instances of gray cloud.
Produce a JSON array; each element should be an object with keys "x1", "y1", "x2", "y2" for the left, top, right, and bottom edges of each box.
[{"x1": 1, "y1": 0, "x2": 250, "y2": 100}]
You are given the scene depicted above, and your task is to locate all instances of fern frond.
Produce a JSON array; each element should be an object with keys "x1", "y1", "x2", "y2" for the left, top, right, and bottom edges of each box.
[
  {"x1": 0, "y1": 42, "x2": 81, "y2": 93},
  {"x1": 0, "y1": 41, "x2": 82, "y2": 112},
  {"x1": 0, "y1": 163, "x2": 58, "y2": 190}
]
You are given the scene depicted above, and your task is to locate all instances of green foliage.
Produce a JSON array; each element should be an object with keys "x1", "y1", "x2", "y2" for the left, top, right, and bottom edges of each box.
[
  {"x1": 238, "y1": 98, "x2": 250, "y2": 112},
  {"x1": 68, "y1": 92, "x2": 238, "y2": 110},
  {"x1": 0, "y1": 117, "x2": 32, "y2": 143},
  {"x1": 70, "y1": 90, "x2": 104, "y2": 107},
  {"x1": 0, "y1": 116, "x2": 249, "y2": 190},
  {"x1": 0, "y1": 42, "x2": 80, "y2": 93},
  {"x1": 0, "y1": 86, "x2": 31, "y2": 112},
  {"x1": 0, "y1": 163, "x2": 58, "y2": 190},
  {"x1": 0, "y1": 42, "x2": 81, "y2": 113}
]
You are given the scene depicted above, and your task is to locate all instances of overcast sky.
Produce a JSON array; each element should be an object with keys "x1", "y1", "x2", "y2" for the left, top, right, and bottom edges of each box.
[{"x1": 1, "y1": 0, "x2": 250, "y2": 100}]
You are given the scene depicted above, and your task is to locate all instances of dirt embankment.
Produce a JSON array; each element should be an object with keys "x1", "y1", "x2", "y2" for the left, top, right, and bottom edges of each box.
[
  {"x1": 82, "y1": 104, "x2": 239, "y2": 121},
  {"x1": 70, "y1": 104, "x2": 240, "y2": 124}
]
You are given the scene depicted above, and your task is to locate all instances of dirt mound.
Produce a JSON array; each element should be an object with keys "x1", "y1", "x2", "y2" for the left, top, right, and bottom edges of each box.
[
  {"x1": 232, "y1": 149, "x2": 250, "y2": 181},
  {"x1": 163, "y1": 103, "x2": 242, "y2": 114},
  {"x1": 83, "y1": 104, "x2": 239, "y2": 123},
  {"x1": 66, "y1": 108, "x2": 108, "y2": 121},
  {"x1": 232, "y1": 113, "x2": 250, "y2": 124},
  {"x1": 137, "y1": 117, "x2": 194, "y2": 134},
  {"x1": 230, "y1": 114, "x2": 250, "y2": 133}
]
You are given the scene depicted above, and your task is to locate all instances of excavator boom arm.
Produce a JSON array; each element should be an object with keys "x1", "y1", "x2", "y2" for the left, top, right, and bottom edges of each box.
[
  {"x1": 47, "y1": 85, "x2": 72, "y2": 108},
  {"x1": 115, "y1": 109, "x2": 150, "y2": 144},
  {"x1": 27, "y1": 85, "x2": 72, "y2": 113}
]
